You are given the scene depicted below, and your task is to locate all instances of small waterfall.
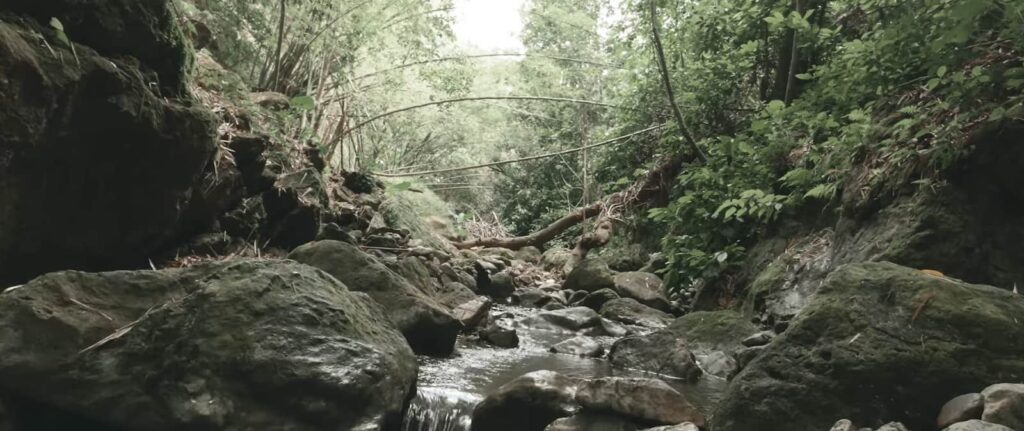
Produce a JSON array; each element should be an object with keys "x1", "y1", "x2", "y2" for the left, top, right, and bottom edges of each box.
[{"x1": 401, "y1": 387, "x2": 478, "y2": 431}]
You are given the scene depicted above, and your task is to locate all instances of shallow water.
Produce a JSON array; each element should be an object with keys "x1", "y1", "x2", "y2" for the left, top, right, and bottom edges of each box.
[{"x1": 401, "y1": 305, "x2": 728, "y2": 430}]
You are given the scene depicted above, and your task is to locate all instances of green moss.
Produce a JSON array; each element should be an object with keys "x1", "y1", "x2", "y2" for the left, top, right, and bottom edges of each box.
[
  {"x1": 380, "y1": 183, "x2": 454, "y2": 250},
  {"x1": 669, "y1": 310, "x2": 758, "y2": 352}
]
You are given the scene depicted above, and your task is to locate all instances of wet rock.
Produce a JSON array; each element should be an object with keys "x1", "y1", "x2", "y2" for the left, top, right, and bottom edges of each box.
[
  {"x1": 710, "y1": 262, "x2": 1024, "y2": 431},
  {"x1": 581, "y1": 288, "x2": 621, "y2": 311},
  {"x1": 568, "y1": 290, "x2": 589, "y2": 305},
  {"x1": 980, "y1": 383, "x2": 1024, "y2": 430},
  {"x1": 599, "y1": 298, "x2": 673, "y2": 328},
  {"x1": 480, "y1": 320, "x2": 520, "y2": 348},
  {"x1": 564, "y1": 259, "x2": 616, "y2": 293},
  {"x1": 471, "y1": 370, "x2": 579, "y2": 431},
  {"x1": 0, "y1": 18, "x2": 216, "y2": 285},
  {"x1": 741, "y1": 330, "x2": 776, "y2": 347},
  {"x1": 613, "y1": 272, "x2": 671, "y2": 312},
  {"x1": 697, "y1": 351, "x2": 738, "y2": 379},
  {"x1": 524, "y1": 307, "x2": 602, "y2": 332},
  {"x1": 550, "y1": 336, "x2": 604, "y2": 358},
  {"x1": 514, "y1": 287, "x2": 555, "y2": 308},
  {"x1": 0, "y1": 260, "x2": 416, "y2": 430},
  {"x1": 575, "y1": 377, "x2": 705, "y2": 427},
  {"x1": 289, "y1": 240, "x2": 461, "y2": 356},
  {"x1": 944, "y1": 420, "x2": 1015, "y2": 431},
  {"x1": 546, "y1": 413, "x2": 639, "y2": 430},
  {"x1": 876, "y1": 422, "x2": 909, "y2": 431},
  {"x1": 453, "y1": 297, "x2": 492, "y2": 328},
  {"x1": 641, "y1": 423, "x2": 700, "y2": 431},
  {"x1": 937, "y1": 393, "x2": 984, "y2": 429},
  {"x1": 365, "y1": 232, "x2": 404, "y2": 249},
  {"x1": 608, "y1": 335, "x2": 702, "y2": 382},
  {"x1": 543, "y1": 302, "x2": 567, "y2": 311}
]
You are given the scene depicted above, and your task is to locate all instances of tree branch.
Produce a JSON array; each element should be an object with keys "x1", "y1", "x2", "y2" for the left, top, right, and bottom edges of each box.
[
  {"x1": 372, "y1": 125, "x2": 665, "y2": 177},
  {"x1": 344, "y1": 96, "x2": 623, "y2": 136}
]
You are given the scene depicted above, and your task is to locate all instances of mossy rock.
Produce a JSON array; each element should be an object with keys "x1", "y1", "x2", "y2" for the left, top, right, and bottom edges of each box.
[
  {"x1": 0, "y1": 17, "x2": 216, "y2": 285},
  {"x1": 4, "y1": 0, "x2": 194, "y2": 95},
  {"x1": 0, "y1": 260, "x2": 416, "y2": 430},
  {"x1": 711, "y1": 262, "x2": 1024, "y2": 431}
]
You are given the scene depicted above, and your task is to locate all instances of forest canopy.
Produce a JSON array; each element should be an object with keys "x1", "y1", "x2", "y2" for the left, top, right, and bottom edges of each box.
[{"x1": 183, "y1": 0, "x2": 1024, "y2": 294}]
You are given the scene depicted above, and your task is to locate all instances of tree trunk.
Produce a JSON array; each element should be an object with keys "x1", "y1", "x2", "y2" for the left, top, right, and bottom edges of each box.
[{"x1": 649, "y1": 0, "x2": 706, "y2": 164}]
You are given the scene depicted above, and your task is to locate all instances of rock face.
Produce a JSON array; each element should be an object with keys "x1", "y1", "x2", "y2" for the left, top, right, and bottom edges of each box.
[
  {"x1": 575, "y1": 377, "x2": 705, "y2": 427},
  {"x1": 599, "y1": 298, "x2": 673, "y2": 328},
  {"x1": 288, "y1": 240, "x2": 461, "y2": 356},
  {"x1": 471, "y1": 370, "x2": 579, "y2": 431},
  {"x1": 710, "y1": 262, "x2": 1024, "y2": 431},
  {"x1": 0, "y1": 8, "x2": 216, "y2": 285},
  {"x1": 0, "y1": 260, "x2": 417, "y2": 431},
  {"x1": 980, "y1": 383, "x2": 1024, "y2": 430},
  {"x1": 612, "y1": 272, "x2": 670, "y2": 311},
  {"x1": 563, "y1": 259, "x2": 616, "y2": 293}
]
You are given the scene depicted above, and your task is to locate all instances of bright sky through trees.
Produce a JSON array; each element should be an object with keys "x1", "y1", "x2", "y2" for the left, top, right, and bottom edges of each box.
[{"x1": 453, "y1": 0, "x2": 527, "y2": 52}]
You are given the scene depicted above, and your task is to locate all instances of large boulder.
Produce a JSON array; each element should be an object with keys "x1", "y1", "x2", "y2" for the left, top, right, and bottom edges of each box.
[
  {"x1": 599, "y1": 298, "x2": 673, "y2": 328},
  {"x1": 471, "y1": 370, "x2": 579, "y2": 431},
  {"x1": 612, "y1": 272, "x2": 670, "y2": 312},
  {"x1": 0, "y1": 15, "x2": 216, "y2": 285},
  {"x1": 575, "y1": 377, "x2": 705, "y2": 427},
  {"x1": 609, "y1": 310, "x2": 759, "y2": 379},
  {"x1": 980, "y1": 383, "x2": 1024, "y2": 430},
  {"x1": 288, "y1": 240, "x2": 461, "y2": 356},
  {"x1": 522, "y1": 307, "x2": 602, "y2": 332},
  {"x1": 710, "y1": 262, "x2": 1024, "y2": 431},
  {"x1": 0, "y1": 260, "x2": 417, "y2": 430},
  {"x1": 563, "y1": 259, "x2": 616, "y2": 293}
]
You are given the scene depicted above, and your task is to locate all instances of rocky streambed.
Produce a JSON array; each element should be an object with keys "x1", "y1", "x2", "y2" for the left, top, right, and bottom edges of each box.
[{"x1": 401, "y1": 304, "x2": 727, "y2": 431}]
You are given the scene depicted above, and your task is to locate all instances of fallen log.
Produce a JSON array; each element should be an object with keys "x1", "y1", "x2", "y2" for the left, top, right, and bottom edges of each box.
[{"x1": 453, "y1": 153, "x2": 686, "y2": 251}]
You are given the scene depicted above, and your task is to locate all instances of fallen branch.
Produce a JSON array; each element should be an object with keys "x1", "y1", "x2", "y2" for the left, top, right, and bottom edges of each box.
[{"x1": 453, "y1": 152, "x2": 687, "y2": 250}]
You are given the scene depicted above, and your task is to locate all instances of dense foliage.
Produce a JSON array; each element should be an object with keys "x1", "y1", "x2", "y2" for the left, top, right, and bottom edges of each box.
[{"x1": 188, "y1": 0, "x2": 1023, "y2": 294}]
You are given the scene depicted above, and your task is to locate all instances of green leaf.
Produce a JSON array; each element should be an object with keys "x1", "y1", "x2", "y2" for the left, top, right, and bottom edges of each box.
[
  {"x1": 289, "y1": 95, "x2": 315, "y2": 110},
  {"x1": 49, "y1": 17, "x2": 64, "y2": 32},
  {"x1": 49, "y1": 17, "x2": 70, "y2": 45},
  {"x1": 936, "y1": 66, "x2": 947, "y2": 78},
  {"x1": 766, "y1": 100, "x2": 786, "y2": 114},
  {"x1": 795, "y1": 73, "x2": 813, "y2": 81}
]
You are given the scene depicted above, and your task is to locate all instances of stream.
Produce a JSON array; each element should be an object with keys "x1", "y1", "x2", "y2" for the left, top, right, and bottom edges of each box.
[{"x1": 400, "y1": 305, "x2": 728, "y2": 431}]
